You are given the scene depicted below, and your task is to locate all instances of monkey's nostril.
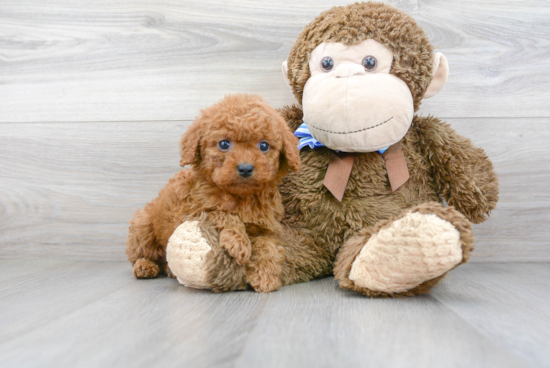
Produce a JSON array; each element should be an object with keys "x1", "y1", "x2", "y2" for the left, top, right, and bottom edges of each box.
[{"x1": 237, "y1": 163, "x2": 254, "y2": 178}]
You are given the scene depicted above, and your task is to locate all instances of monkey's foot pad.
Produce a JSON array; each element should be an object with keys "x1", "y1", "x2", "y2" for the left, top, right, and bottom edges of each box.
[
  {"x1": 349, "y1": 212, "x2": 462, "y2": 293},
  {"x1": 166, "y1": 220, "x2": 213, "y2": 289}
]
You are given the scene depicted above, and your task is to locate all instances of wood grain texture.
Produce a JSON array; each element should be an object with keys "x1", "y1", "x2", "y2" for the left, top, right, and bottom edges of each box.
[
  {"x1": 0, "y1": 118, "x2": 548, "y2": 261},
  {"x1": 1, "y1": 261, "x2": 548, "y2": 367},
  {"x1": 0, "y1": 121, "x2": 187, "y2": 260},
  {"x1": 432, "y1": 263, "x2": 550, "y2": 367},
  {"x1": 450, "y1": 118, "x2": 550, "y2": 262},
  {"x1": 0, "y1": 0, "x2": 549, "y2": 122},
  {"x1": 0, "y1": 259, "x2": 70, "y2": 283}
]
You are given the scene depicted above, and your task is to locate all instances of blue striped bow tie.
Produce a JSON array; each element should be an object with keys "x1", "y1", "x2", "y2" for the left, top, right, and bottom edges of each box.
[{"x1": 294, "y1": 122, "x2": 388, "y2": 154}]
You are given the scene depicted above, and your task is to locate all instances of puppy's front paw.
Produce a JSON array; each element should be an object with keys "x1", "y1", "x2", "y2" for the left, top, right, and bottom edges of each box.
[
  {"x1": 220, "y1": 229, "x2": 251, "y2": 265},
  {"x1": 133, "y1": 258, "x2": 160, "y2": 279},
  {"x1": 248, "y1": 272, "x2": 282, "y2": 293}
]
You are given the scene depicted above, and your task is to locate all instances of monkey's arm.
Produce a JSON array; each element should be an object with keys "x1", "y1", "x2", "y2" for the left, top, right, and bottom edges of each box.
[
  {"x1": 206, "y1": 211, "x2": 251, "y2": 265},
  {"x1": 414, "y1": 116, "x2": 499, "y2": 224}
]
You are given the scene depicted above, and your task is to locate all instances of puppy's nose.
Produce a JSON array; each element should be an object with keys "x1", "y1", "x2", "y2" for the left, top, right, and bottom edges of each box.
[{"x1": 237, "y1": 163, "x2": 254, "y2": 178}]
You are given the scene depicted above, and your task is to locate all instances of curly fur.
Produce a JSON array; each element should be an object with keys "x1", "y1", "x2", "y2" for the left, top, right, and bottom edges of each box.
[{"x1": 126, "y1": 94, "x2": 299, "y2": 293}]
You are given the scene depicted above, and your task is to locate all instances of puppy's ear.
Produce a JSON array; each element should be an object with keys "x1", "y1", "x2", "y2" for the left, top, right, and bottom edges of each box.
[
  {"x1": 179, "y1": 120, "x2": 202, "y2": 167},
  {"x1": 279, "y1": 119, "x2": 301, "y2": 174}
]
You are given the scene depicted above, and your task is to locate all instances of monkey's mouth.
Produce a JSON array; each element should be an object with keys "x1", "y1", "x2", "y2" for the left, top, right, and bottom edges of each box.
[{"x1": 309, "y1": 117, "x2": 393, "y2": 134}]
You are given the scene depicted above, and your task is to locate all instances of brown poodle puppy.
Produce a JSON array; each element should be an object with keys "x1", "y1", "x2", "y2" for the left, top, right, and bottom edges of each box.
[{"x1": 126, "y1": 94, "x2": 300, "y2": 292}]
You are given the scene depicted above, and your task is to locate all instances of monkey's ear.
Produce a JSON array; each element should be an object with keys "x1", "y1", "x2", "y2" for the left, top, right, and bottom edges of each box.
[
  {"x1": 179, "y1": 120, "x2": 202, "y2": 167},
  {"x1": 424, "y1": 52, "x2": 449, "y2": 99},
  {"x1": 282, "y1": 60, "x2": 291, "y2": 87}
]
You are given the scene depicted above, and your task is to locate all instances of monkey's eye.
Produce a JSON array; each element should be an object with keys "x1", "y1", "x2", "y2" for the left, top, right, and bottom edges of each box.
[
  {"x1": 362, "y1": 56, "x2": 377, "y2": 71},
  {"x1": 258, "y1": 141, "x2": 270, "y2": 153},
  {"x1": 218, "y1": 139, "x2": 231, "y2": 152},
  {"x1": 321, "y1": 57, "x2": 334, "y2": 72}
]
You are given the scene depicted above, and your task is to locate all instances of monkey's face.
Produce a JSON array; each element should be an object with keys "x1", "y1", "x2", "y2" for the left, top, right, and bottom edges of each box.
[{"x1": 302, "y1": 39, "x2": 414, "y2": 152}]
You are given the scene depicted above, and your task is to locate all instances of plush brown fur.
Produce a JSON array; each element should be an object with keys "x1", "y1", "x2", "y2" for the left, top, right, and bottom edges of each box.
[
  {"x1": 277, "y1": 105, "x2": 498, "y2": 296},
  {"x1": 272, "y1": 2, "x2": 498, "y2": 296},
  {"x1": 126, "y1": 94, "x2": 300, "y2": 293}
]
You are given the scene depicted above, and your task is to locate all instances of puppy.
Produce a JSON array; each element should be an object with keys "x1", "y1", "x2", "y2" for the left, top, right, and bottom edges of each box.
[{"x1": 126, "y1": 94, "x2": 300, "y2": 292}]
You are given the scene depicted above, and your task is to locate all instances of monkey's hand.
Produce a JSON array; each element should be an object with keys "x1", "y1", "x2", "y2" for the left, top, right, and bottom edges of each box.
[
  {"x1": 219, "y1": 227, "x2": 252, "y2": 265},
  {"x1": 416, "y1": 116, "x2": 499, "y2": 224}
]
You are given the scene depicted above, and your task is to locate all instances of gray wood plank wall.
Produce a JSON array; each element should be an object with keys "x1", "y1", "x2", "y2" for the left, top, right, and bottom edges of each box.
[{"x1": 1, "y1": 0, "x2": 549, "y2": 261}]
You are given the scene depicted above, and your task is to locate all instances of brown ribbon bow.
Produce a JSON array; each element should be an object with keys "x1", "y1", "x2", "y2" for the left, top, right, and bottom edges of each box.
[{"x1": 323, "y1": 142, "x2": 410, "y2": 202}]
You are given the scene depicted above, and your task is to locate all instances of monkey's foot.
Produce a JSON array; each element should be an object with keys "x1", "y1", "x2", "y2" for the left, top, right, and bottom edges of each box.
[
  {"x1": 167, "y1": 221, "x2": 214, "y2": 289},
  {"x1": 166, "y1": 218, "x2": 247, "y2": 292},
  {"x1": 349, "y1": 211, "x2": 463, "y2": 294}
]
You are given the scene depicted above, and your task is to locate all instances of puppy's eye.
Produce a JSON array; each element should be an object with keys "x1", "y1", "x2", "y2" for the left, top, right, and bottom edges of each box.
[
  {"x1": 362, "y1": 56, "x2": 377, "y2": 71},
  {"x1": 321, "y1": 57, "x2": 334, "y2": 72},
  {"x1": 218, "y1": 139, "x2": 231, "y2": 151},
  {"x1": 258, "y1": 141, "x2": 270, "y2": 153}
]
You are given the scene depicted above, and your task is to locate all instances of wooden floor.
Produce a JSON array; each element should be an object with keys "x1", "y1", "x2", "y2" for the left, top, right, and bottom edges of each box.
[{"x1": 0, "y1": 261, "x2": 548, "y2": 368}]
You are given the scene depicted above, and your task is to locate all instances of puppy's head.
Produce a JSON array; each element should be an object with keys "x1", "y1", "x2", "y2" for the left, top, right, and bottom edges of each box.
[{"x1": 180, "y1": 94, "x2": 300, "y2": 195}]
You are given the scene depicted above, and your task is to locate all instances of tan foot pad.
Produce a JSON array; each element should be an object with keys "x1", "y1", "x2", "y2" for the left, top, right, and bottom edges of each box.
[
  {"x1": 166, "y1": 221, "x2": 212, "y2": 289},
  {"x1": 349, "y1": 212, "x2": 462, "y2": 293}
]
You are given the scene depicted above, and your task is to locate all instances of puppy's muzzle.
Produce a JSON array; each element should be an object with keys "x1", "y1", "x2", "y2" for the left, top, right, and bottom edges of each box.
[{"x1": 237, "y1": 163, "x2": 254, "y2": 178}]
